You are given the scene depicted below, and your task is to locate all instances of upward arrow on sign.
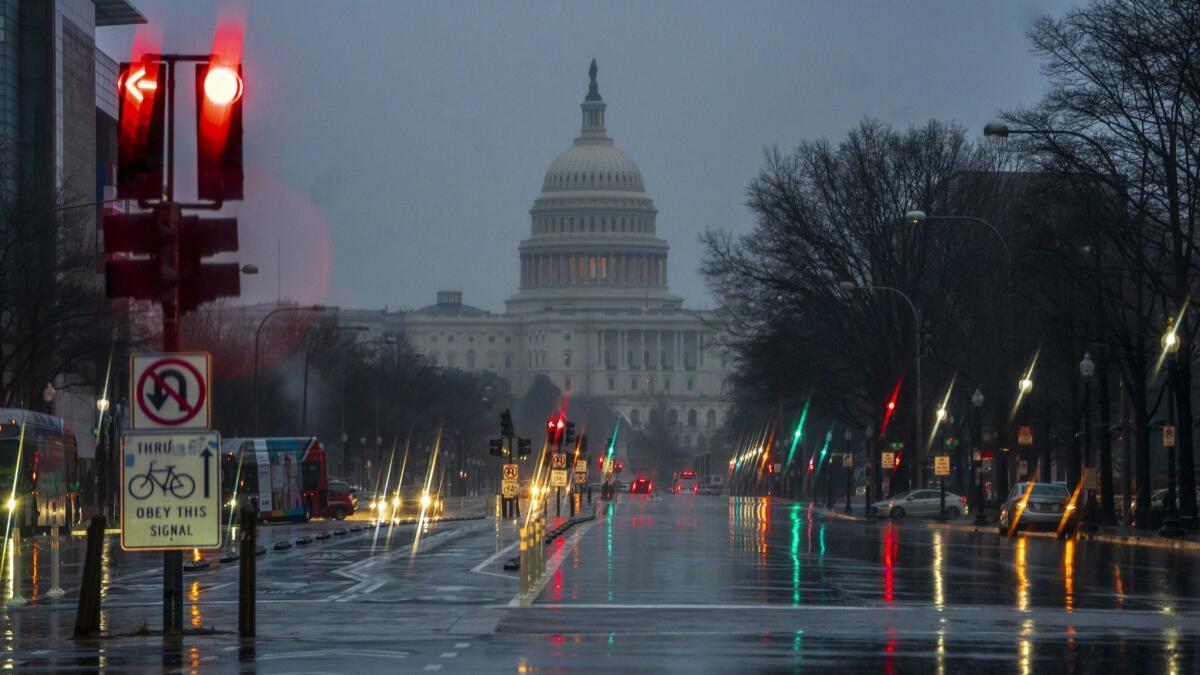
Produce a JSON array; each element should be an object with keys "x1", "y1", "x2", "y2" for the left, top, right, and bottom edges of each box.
[{"x1": 200, "y1": 447, "x2": 212, "y2": 498}]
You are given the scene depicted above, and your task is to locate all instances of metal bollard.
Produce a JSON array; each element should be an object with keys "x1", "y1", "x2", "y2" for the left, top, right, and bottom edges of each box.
[
  {"x1": 47, "y1": 522, "x2": 64, "y2": 598},
  {"x1": 238, "y1": 505, "x2": 257, "y2": 638},
  {"x1": 74, "y1": 515, "x2": 106, "y2": 637},
  {"x1": 518, "y1": 525, "x2": 528, "y2": 595},
  {"x1": 6, "y1": 528, "x2": 25, "y2": 606}
]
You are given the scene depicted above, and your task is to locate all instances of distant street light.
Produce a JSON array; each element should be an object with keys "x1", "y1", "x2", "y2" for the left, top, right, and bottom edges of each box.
[
  {"x1": 254, "y1": 304, "x2": 327, "y2": 435},
  {"x1": 1018, "y1": 376, "x2": 1033, "y2": 394},
  {"x1": 839, "y1": 281, "x2": 925, "y2": 488},
  {"x1": 1161, "y1": 326, "x2": 1184, "y2": 538},
  {"x1": 96, "y1": 397, "x2": 110, "y2": 413},
  {"x1": 972, "y1": 388, "x2": 987, "y2": 525},
  {"x1": 936, "y1": 407, "x2": 948, "y2": 422}
]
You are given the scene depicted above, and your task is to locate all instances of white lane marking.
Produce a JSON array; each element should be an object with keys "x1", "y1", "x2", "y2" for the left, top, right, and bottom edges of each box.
[
  {"x1": 440, "y1": 652, "x2": 458, "y2": 658},
  {"x1": 511, "y1": 603, "x2": 887, "y2": 611},
  {"x1": 256, "y1": 649, "x2": 409, "y2": 662},
  {"x1": 470, "y1": 541, "x2": 518, "y2": 573},
  {"x1": 472, "y1": 569, "x2": 517, "y2": 580},
  {"x1": 506, "y1": 521, "x2": 595, "y2": 607},
  {"x1": 454, "y1": 642, "x2": 470, "y2": 648},
  {"x1": 325, "y1": 527, "x2": 463, "y2": 602},
  {"x1": 422, "y1": 665, "x2": 443, "y2": 671}
]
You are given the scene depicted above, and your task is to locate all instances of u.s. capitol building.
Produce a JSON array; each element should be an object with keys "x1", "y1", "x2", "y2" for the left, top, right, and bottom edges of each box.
[{"x1": 345, "y1": 62, "x2": 731, "y2": 451}]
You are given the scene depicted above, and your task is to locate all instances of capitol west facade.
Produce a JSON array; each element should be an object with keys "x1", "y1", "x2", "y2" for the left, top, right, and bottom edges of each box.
[{"x1": 345, "y1": 63, "x2": 731, "y2": 451}]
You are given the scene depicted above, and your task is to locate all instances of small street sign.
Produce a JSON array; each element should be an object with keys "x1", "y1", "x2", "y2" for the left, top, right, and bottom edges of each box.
[
  {"x1": 121, "y1": 430, "x2": 222, "y2": 551},
  {"x1": 574, "y1": 472, "x2": 587, "y2": 484},
  {"x1": 842, "y1": 454, "x2": 853, "y2": 468},
  {"x1": 502, "y1": 463, "x2": 519, "y2": 481},
  {"x1": 1163, "y1": 425, "x2": 1177, "y2": 447},
  {"x1": 934, "y1": 456, "x2": 951, "y2": 477},
  {"x1": 551, "y1": 453, "x2": 567, "y2": 469},
  {"x1": 881, "y1": 452, "x2": 895, "y2": 470},
  {"x1": 574, "y1": 459, "x2": 588, "y2": 472},
  {"x1": 1018, "y1": 459, "x2": 1029, "y2": 477},
  {"x1": 550, "y1": 469, "x2": 568, "y2": 487},
  {"x1": 502, "y1": 480, "x2": 519, "y2": 498},
  {"x1": 1017, "y1": 425, "x2": 1033, "y2": 446},
  {"x1": 132, "y1": 353, "x2": 212, "y2": 429}
]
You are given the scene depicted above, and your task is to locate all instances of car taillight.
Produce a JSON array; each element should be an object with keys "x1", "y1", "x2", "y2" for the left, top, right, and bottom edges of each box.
[{"x1": 959, "y1": 497, "x2": 968, "y2": 505}]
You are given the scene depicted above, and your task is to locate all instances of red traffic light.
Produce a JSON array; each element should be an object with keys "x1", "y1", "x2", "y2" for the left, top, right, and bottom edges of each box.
[
  {"x1": 203, "y1": 65, "x2": 243, "y2": 105},
  {"x1": 116, "y1": 61, "x2": 166, "y2": 200},
  {"x1": 119, "y1": 65, "x2": 159, "y2": 104}
]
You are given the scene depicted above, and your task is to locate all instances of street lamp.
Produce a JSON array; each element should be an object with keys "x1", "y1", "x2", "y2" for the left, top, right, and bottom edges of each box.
[
  {"x1": 1018, "y1": 376, "x2": 1033, "y2": 394},
  {"x1": 839, "y1": 281, "x2": 924, "y2": 488},
  {"x1": 972, "y1": 388, "x2": 987, "y2": 524},
  {"x1": 935, "y1": 407, "x2": 948, "y2": 422},
  {"x1": 254, "y1": 304, "x2": 327, "y2": 435},
  {"x1": 1160, "y1": 328, "x2": 1184, "y2": 537},
  {"x1": 42, "y1": 382, "x2": 56, "y2": 415},
  {"x1": 1079, "y1": 352, "x2": 1098, "y2": 532},
  {"x1": 96, "y1": 397, "x2": 110, "y2": 414},
  {"x1": 843, "y1": 428, "x2": 853, "y2": 513}
]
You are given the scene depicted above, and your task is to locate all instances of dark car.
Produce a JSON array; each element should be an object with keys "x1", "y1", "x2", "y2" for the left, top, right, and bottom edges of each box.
[
  {"x1": 630, "y1": 476, "x2": 653, "y2": 494},
  {"x1": 998, "y1": 482, "x2": 1074, "y2": 534}
]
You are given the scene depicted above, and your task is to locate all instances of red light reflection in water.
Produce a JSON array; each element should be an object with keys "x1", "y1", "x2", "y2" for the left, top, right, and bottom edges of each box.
[
  {"x1": 883, "y1": 526, "x2": 897, "y2": 603},
  {"x1": 30, "y1": 540, "x2": 38, "y2": 601},
  {"x1": 551, "y1": 567, "x2": 563, "y2": 601},
  {"x1": 885, "y1": 628, "x2": 898, "y2": 675}
]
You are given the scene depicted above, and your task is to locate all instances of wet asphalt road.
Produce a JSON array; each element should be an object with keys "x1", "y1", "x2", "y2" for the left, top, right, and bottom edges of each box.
[{"x1": 2, "y1": 495, "x2": 1198, "y2": 672}]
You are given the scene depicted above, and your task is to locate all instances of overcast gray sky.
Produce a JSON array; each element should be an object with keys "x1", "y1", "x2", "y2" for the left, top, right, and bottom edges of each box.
[{"x1": 98, "y1": 0, "x2": 1076, "y2": 313}]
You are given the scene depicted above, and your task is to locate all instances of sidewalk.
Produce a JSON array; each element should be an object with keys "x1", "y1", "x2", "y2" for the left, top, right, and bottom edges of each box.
[{"x1": 807, "y1": 502, "x2": 1200, "y2": 552}]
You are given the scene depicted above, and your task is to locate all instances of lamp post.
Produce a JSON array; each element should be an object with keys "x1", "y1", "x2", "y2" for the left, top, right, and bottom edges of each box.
[
  {"x1": 1160, "y1": 329, "x2": 1184, "y2": 537},
  {"x1": 843, "y1": 428, "x2": 853, "y2": 513},
  {"x1": 1017, "y1": 374, "x2": 1034, "y2": 484},
  {"x1": 972, "y1": 388, "x2": 987, "y2": 525},
  {"x1": 253, "y1": 304, "x2": 326, "y2": 435},
  {"x1": 839, "y1": 281, "x2": 924, "y2": 488},
  {"x1": 301, "y1": 325, "x2": 369, "y2": 434},
  {"x1": 1079, "y1": 352, "x2": 1099, "y2": 532},
  {"x1": 864, "y1": 423, "x2": 875, "y2": 516}
]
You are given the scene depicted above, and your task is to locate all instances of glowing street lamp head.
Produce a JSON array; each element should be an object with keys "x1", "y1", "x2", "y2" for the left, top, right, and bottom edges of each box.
[
  {"x1": 1162, "y1": 330, "x2": 1180, "y2": 353},
  {"x1": 935, "y1": 408, "x2": 948, "y2": 422},
  {"x1": 887, "y1": 401, "x2": 896, "y2": 411},
  {"x1": 204, "y1": 65, "x2": 243, "y2": 105},
  {"x1": 1018, "y1": 377, "x2": 1033, "y2": 394}
]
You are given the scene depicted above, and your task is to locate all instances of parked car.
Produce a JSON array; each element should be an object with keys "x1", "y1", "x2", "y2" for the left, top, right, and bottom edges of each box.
[
  {"x1": 698, "y1": 475, "x2": 725, "y2": 495},
  {"x1": 871, "y1": 489, "x2": 969, "y2": 520},
  {"x1": 998, "y1": 482, "x2": 1074, "y2": 534},
  {"x1": 1123, "y1": 488, "x2": 1200, "y2": 526}
]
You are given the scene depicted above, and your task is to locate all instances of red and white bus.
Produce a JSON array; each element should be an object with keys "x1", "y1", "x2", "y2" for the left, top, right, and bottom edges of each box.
[
  {"x1": 0, "y1": 409, "x2": 80, "y2": 531},
  {"x1": 220, "y1": 437, "x2": 351, "y2": 522}
]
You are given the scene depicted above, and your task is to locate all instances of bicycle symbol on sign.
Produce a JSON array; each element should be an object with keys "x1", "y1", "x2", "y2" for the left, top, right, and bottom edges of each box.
[{"x1": 128, "y1": 461, "x2": 196, "y2": 500}]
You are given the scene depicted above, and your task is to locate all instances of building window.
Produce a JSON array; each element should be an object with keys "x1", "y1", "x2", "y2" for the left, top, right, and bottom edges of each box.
[
  {"x1": 608, "y1": 376, "x2": 615, "y2": 391},
  {"x1": 447, "y1": 335, "x2": 455, "y2": 343},
  {"x1": 505, "y1": 352, "x2": 513, "y2": 368},
  {"x1": 429, "y1": 351, "x2": 439, "y2": 366},
  {"x1": 687, "y1": 377, "x2": 694, "y2": 391},
  {"x1": 487, "y1": 351, "x2": 497, "y2": 368},
  {"x1": 564, "y1": 375, "x2": 572, "y2": 391},
  {"x1": 631, "y1": 409, "x2": 641, "y2": 426},
  {"x1": 563, "y1": 350, "x2": 572, "y2": 367},
  {"x1": 627, "y1": 350, "x2": 635, "y2": 369},
  {"x1": 489, "y1": 335, "x2": 495, "y2": 343},
  {"x1": 431, "y1": 335, "x2": 438, "y2": 343},
  {"x1": 665, "y1": 377, "x2": 671, "y2": 392},
  {"x1": 505, "y1": 336, "x2": 512, "y2": 343},
  {"x1": 466, "y1": 350, "x2": 476, "y2": 369},
  {"x1": 706, "y1": 410, "x2": 717, "y2": 428},
  {"x1": 468, "y1": 336, "x2": 475, "y2": 343},
  {"x1": 647, "y1": 376, "x2": 655, "y2": 392},
  {"x1": 564, "y1": 333, "x2": 571, "y2": 342},
  {"x1": 687, "y1": 409, "x2": 697, "y2": 428},
  {"x1": 668, "y1": 408, "x2": 678, "y2": 426},
  {"x1": 447, "y1": 352, "x2": 457, "y2": 368},
  {"x1": 631, "y1": 377, "x2": 638, "y2": 391}
]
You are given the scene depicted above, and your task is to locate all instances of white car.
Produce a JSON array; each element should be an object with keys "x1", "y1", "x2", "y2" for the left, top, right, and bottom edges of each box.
[{"x1": 871, "y1": 489, "x2": 968, "y2": 520}]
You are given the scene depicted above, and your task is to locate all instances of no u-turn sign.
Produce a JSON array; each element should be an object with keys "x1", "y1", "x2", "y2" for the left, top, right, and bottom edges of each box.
[{"x1": 131, "y1": 353, "x2": 212, "y2": 429}]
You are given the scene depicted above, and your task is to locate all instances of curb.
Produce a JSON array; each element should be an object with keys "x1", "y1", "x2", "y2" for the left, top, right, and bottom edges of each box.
[{"x1": 1078, "y1": 531, "x2": 1200, "y2": 552}]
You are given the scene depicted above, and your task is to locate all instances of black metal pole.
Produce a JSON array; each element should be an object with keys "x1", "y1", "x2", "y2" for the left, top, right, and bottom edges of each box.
[
  {"x1": 73, "y1": 515, "x2": 106, "y2": 637},
  {"x1": 1161, "y1": 355, "x2": 1183, "y2": 537},
  {"x1": 973, "y1": 403, "x2": 986, "y2": 525},
  {"x1": 238, "y1": 505, "x2": 257, "y2": 637},
  {"x1": 844, "y1": 460, "x2": 852, "y2": 513}
]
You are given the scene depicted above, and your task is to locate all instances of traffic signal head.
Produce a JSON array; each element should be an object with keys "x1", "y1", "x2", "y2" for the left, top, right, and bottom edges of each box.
[
  {"x1": 195, "y1": 62, "x2": 244, "y2": 202},
  {"x1": 489, "y1": 438, "x2": 503, "y2": 457},
  {"x1": 565, "y1": 421, "x2": 576, "y2": 445},
  {"x1": 547, "y1": 418, "x2": 557, "y2": 444},
  {"x1": 500, "y1": 409, "x2": 514, "y2": 437},
  {"x1": 117, "y1": 61, "x2": 166, "y2": 200},
  {"x1": 517, "y1": 438, "x2": 532, "y2": 457}
]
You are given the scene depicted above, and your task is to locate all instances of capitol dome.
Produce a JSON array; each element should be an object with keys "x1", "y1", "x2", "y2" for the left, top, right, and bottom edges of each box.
[{"x1": 507, "y1": 60, "x2": 682, "y2": 314}]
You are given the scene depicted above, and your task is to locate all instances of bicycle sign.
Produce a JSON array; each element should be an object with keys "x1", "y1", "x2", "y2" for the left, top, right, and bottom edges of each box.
[
  {"x1": 132, "y1": 353, "x2": 211, "y2": 429},
  {"x1": 121, "y1": 430, "x2": 222, "y2": 551}
]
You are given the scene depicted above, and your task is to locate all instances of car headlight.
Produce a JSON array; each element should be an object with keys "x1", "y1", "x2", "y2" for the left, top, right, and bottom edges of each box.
[
  {"x1": 420, "y1": 494, "x2": 432, "y2": 508},
  {"x1": 392, "y1": 496, "x2": 401, "y2": 508}
]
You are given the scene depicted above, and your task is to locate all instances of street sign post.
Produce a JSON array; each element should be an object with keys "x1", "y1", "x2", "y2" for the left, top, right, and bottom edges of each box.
[
  {"x1": 1017, "y1": 425, "x2": 1033, "y2": 446},
  {"x1": 502, "y1": 464, "x2": 519, "y2": 481},
  {"x1": 842, "y1": 454, "x2": 853, "y2": 468},
  {"x1": 574, "y1": 459, "x2": 588, "y2": 472},
  {"x1": 121, "y1": 430, "x2": 222, "y2": 550},
  {"x1": 934, "y1": 456, "x2": 951, "y2": 476},
  {"x1": 574, "y1": 471, "x2": 587, "y2": 485},
  {"x1": 502, "y1": 480, "x2": 519, "y2": 498},
  {"x1": 1163, "y1": 425, "x2": 1177, "y2": 447},
  {"x1": 131, "y1": 353, "x2": 211, "y2": 429}
]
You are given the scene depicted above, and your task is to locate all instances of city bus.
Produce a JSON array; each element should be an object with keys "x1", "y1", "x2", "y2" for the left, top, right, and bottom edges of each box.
[
  {"x1": 0, "y1": 409, "x2": 80, "y2": 531},
  {"x1": 221, "y1": 437, "x2": 335, "y2": 522}
]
